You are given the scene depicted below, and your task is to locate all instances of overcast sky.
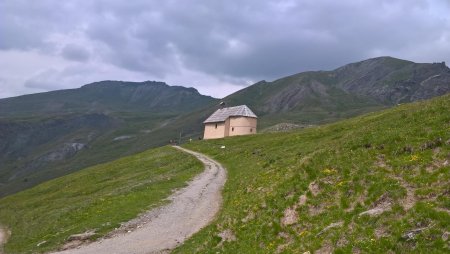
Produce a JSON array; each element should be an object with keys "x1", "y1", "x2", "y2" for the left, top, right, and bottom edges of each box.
[{"x1": 1, "y1": 0, "x2": 449, "y2": 98}]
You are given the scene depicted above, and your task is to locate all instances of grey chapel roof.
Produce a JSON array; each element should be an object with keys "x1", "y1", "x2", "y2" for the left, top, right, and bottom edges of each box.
[{"x1": 203, "y1": 105, "x2": 257, "y2": 123}]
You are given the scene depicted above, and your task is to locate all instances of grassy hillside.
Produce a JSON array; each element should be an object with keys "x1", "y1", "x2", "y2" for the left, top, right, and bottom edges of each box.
[
  {"x1": 0, "y1": 111, "x2": 200, "y2": 198},
  {"x1": 177, "y1": 94, "x2": 450, "y2": 253},
  {"x1": 0, "y1": 146, "x2": 203, "y2": 254}
]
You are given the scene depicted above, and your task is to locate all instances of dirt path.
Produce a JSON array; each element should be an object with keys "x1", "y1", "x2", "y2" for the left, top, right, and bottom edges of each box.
[
  {"x1": 52, "y1": 146, "x2": 226, "y2": 254},
  {"x1": 0, "y1": 226, "x2": 9, "y2": 254}
]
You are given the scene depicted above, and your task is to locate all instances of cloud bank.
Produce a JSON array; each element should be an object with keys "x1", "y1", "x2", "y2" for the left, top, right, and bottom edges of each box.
[{"x1": 1, "y1": 0, "x2": 449, "y2": 98}]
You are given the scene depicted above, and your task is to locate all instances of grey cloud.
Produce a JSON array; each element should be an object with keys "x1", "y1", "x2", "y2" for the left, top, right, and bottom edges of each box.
[
  {"x1": 83, "y1": 0, "x2": 449, "y2": 80},
  {"x1": 61, "y1": 44, "x2": 90, "y2": 62},
  {"x1": 1, "y1": 0, "x2": 450, "y2": 98},
  {"x1": 24, "y1": 69, "x2": 61, "y2": 90},
  {"x1": 24, "y1": 79, "x2": 57, "y2": 90},
  {"x1": 0, "y1": 1, "x2": 82, "y2": 50},
  {"x1": 164, "y1": 0, "x2": 450, "y2": 79}
]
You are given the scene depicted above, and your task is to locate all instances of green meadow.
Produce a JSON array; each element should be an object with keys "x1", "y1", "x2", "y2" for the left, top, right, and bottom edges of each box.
[
  {"x1": 0, "y1": 146, "x2": 203, "y2": 253},
  {"x1": 177, "y1": 94, "x2": 450, "y2": 253}
]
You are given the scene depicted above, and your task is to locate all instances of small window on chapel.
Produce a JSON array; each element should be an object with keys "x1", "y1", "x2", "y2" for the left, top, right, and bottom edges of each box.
[
  {"x1": 232, "y1": 127, "x2": 234, "y2": 132},
  {"x1": 250, "y1": 128, "x2": 253, "y2": 132},
  {"x1": 215, "y1": 123, "x2": 218, "y2": 129}
]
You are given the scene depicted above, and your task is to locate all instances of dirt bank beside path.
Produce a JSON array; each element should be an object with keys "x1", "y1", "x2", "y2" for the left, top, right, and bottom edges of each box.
[{"x1": 52, "y1": 146, "x2": 226, "y2": 254}]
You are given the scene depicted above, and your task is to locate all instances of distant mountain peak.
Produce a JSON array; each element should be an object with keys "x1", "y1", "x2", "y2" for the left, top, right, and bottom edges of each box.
[
  {"x1": 334, "y1": 56, "x2": 413, "y2": 72},
  {"x1": 0, "y1": 80, "x2": 216, "y2": 117},
  {"x1": 80, "y1": 80, "x2": 208, "y2": 97},
  {"x1": 81, "y1": 80, "x2": 170, "y2": 89}
]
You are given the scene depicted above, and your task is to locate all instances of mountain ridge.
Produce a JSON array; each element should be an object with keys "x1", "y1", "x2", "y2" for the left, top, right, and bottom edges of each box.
[
  {"x1": 1, "y1": 56, "x2": 449, "y2": 197},
  {"x1": 0, "y1": 80, "x2": 216, "y2": 118}
]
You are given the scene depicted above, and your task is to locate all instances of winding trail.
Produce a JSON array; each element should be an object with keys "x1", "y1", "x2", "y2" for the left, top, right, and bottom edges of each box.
[
  {"x1": 53, "y1": 146, "x2": 226, "y2": 254},
  {"x1": 0, "y1": 226, "x2": 9, "y2": 254}
]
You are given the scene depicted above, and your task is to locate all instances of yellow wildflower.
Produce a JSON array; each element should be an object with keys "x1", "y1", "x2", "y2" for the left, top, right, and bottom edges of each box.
[
  {"x1": 322, "y1": 168, "x2": 337, "y2": 175},
  {"x1": 337, "y1": 181, "x2": 346, "y2": 187},
  {"x1": 410, "y1": 155, "x2": 419, "y2": 161}
]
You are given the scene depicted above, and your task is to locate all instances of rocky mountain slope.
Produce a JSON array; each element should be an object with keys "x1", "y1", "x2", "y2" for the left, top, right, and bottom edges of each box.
[
  {"x1": 334, "y1": 57, "x2": 449, "y2": 103},
  {"x1": 223, "y1": 56, "x2": 450, "y2": 126},
  {"x1": 0, "y1": 81, "x2": 217, "y2": 197}
]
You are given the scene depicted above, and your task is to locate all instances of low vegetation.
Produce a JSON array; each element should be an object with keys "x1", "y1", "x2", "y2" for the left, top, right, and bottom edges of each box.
[
  {"x1": 177, "y1": 94, "x2": 450, "y2": 253},
  {"x1": 0, "y1": 146, "x2": 203, "y2": 254}
]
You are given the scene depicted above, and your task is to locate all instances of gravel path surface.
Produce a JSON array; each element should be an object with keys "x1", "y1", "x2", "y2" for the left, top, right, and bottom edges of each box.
[
  {"x1": 0, "y1": 226, "x2": 8, "y2": 254},
  {"x1": 52, "y1": 146, "x2": 226, "y2": 254}
]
